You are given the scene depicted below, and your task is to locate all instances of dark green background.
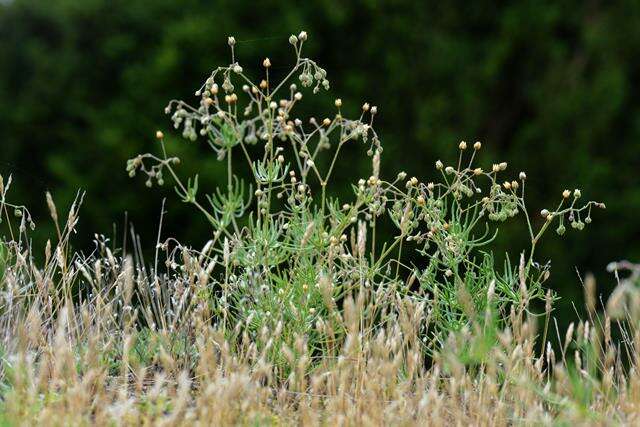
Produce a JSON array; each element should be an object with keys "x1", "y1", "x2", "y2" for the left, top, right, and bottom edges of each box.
[{"x1": 1, "y1": 0, "x2": 639, "y2": 321}]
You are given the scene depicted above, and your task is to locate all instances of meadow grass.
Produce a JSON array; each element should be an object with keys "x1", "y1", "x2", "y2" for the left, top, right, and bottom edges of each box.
[{"x1": 1, "y1": 32, "x2": 636, "y2": 426}]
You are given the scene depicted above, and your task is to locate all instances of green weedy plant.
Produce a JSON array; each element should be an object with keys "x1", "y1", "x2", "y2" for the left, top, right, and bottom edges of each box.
[{"x1": 129, "y1": 32, "x2": 604, "y2": 361}]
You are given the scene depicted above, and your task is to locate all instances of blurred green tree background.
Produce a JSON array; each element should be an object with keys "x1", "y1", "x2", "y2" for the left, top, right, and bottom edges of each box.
[{"x1": 1, "y1": 0, "x2": 639, "y2": 320}]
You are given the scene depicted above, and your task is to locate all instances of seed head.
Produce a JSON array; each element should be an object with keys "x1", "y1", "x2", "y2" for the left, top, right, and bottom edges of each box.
[
  {"x1": 298, "y1": 31, "x2": 308, "y2": 41},
  {"x1": 459, "y1": 141, "x2": 467, "y2": 150},
  {"x1": 263, "y1": 58, "x2": 271, "y2": 68},
  {"x1": 573, "y1": 189, "x2": 582, "y2": 199},
  {"x1": 519, "y1": 171, "x2": 527, "y2": 180},
  {"x1": 435, "y1": 160, "x2": 443, "y2": 170},
  {"x1": 227, "y1": 36, "x2": 236, "y2": 46},
  {"x1": 334, "y1": 98, "x2": 342, "y2": 108},
  {"x1": 474, "y1": 141, "x2": 482, "y2": 150},
  {"x1": 155, "y1": 130, "x2": 164, "y2": 140},
  {"x1": 556, "y1": 224, "x2": 566, "y2": 235},
  {"x1": 563, "y1": 190, "x2": 571, "y2": 199},
  {"x1": 322, "y1": 118, "x2": 331, "y2": 126},
  {"x1": 362, "y1": 102, "x2": 370, "y2": 112}
]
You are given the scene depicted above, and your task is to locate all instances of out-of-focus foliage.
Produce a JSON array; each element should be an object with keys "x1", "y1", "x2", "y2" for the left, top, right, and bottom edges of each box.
[{"x1": 1, "y1": 0, "x2": 639, "y2": 320}]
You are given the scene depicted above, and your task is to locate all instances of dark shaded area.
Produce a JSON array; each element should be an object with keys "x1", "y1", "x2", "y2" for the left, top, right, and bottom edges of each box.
[{"x1": 1, "y1": 0, "x2": 639, "y2": 324}]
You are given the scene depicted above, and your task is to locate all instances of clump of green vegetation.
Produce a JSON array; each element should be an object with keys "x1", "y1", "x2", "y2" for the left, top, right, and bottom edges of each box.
[
  {"x1": 1, "y1": 33, "x2": 633, "y2": 426},
  {"x1": 129, "y1": 31, "x2": 603, "y2": 357}
]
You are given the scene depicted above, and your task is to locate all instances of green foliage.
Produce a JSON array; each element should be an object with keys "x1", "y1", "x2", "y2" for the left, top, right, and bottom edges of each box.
[
  {"x1": 1, "y1": 0, "x2": 638, "y2": 325},
  {"x1": 132, "y1": 34, "x2": 602, "y2": 360}
]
